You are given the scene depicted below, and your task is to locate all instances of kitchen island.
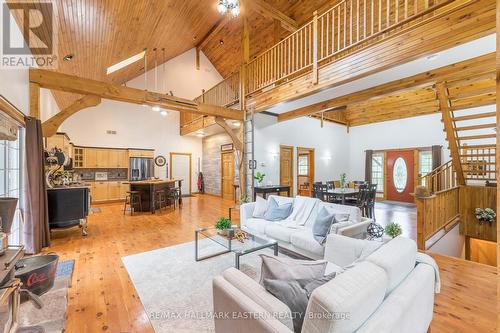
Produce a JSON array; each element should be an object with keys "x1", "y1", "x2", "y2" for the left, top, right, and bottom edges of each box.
[{"x1": 128, "y1": 179, "x2": 183, "y2": 213}]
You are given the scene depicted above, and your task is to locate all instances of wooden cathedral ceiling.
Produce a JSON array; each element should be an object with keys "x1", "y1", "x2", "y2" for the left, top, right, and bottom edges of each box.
[{"x1": 8, "y1": 0, "x2": 335, "y2": 111}]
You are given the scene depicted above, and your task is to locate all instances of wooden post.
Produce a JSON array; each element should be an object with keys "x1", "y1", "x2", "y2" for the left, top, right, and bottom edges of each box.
[
  {"x1": 195, "y1": 47, "x2": 201, "y2": 70},
  {"x1": 495, "y1": 0, "x2": 500, "y2": 324},
  {"x1": 238, "y1": 7, "x2": 250, "y2": 197},
  {"x1": 312, "y1": 11, "x2": 319, "y2": 85},
  {"x1": 415, "y1": 197, "x2": 426, "y2": 250},
  {"x1": 201, "y1": 89, "x2": 205, "y2": 103},
  {"x1": 29, "y1": 82, "x2": 40, "y2": 119},
  {"x1": 436, "y1": 83, "x2": 465, "y2": 185}
]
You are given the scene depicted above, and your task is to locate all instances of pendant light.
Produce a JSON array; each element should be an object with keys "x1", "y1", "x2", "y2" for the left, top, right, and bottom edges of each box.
[
  {"x1": 160, "y1": 47, "x2": 168, "y2": 116},
  {"x1": 142, "y1": 48, "x2": 148, "y2": 107},
  {"x1": 152, "y1": 48, "x2": 161, "y2": 112}
]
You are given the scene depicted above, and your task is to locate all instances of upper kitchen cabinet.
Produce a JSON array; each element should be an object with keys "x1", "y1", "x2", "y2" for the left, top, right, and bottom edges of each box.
[
  {"x1": 111, "y1": 149, "x2": 129, "y2": 168},
  {"x1": 84, "y1": 148, "x2": 98, "y2": 168},
  {"x1": 45, "y1": 133, "x2": 73, "y2": 157},
  {"x1": 96, "y1": 149, "x2": 110, "y2": 168},
  {"x1": 129, "y1": 149, "x2": 154, "y2": 158}
]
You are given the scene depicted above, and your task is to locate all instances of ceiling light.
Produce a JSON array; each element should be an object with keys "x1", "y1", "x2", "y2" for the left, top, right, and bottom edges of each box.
[
  {"x1": 160, "y1": 110, "x2": 168, "y2": 116},
  {"x1": 426, "y1": 54, "x2": 439, "y2": 61},
  {"x1": 196, "y1": 133, "x2": 204, "y2": 137},
  {"x1": 217, "y1": 0, "x2": 240, "y2": 17},
  {"x1": 63, "y1": 54, "x2": 74, "y2": 61},
  {"x1": 232, "y1": 121, "x2": 240, "y2": 127},
  {"x1": 107, "y1": 50, "x2": 146, "y2": 75},
  {"x1": 152, "y1": 105, "x2": 161, "y2": 112}
]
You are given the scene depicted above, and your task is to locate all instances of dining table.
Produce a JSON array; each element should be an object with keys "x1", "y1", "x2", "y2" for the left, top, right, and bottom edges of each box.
[{"x1": 326, "y1": 188, "x2": 359, "y2": 204}]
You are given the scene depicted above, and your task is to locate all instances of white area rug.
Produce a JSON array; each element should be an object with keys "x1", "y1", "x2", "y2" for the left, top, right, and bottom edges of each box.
[{"x1": 122, "y1": 239, "x2": 281, "y2": 333}]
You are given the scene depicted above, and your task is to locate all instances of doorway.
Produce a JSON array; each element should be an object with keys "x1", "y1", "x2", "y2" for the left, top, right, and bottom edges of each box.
[
  {"x1": 296, "y1": 147, "x2": 315, "y2": 197},
  {"x1": 221, "y1": 151, "x2": 235, "y2": 200},
  {"x1": 170, "y1": 152, "x2": 192, "y2": 195},
  {"x1": 279, "y1": 145, "x2": 294, "y2": 196},
  {"x1": 386, "y1": 150, "x2": 414, "y2": 203}
]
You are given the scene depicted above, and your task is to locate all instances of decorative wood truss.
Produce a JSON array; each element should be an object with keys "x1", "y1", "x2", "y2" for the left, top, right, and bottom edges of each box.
[{"x1": 30, "y1": 68, "x2": 243, "y2": 137}]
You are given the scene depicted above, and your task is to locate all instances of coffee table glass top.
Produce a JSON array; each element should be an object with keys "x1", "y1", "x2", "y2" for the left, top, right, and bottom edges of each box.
[{"x1": 196, "y1": 227, "x2": 277, "y2": 254}]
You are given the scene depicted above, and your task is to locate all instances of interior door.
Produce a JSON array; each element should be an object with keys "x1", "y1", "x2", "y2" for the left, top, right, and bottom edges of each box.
[
  {"x1": 280, "y1": 145, "x2": 293, "y2": 195},
  {"x1": 221, "y1": 151, "x2": 235, "y2": 200},
  {"x1": 386, "y1": 150, "x2": 415, "y2": 202},
  {"x1": 170, "y1": 153, "x2": 191, "y2": 195}
]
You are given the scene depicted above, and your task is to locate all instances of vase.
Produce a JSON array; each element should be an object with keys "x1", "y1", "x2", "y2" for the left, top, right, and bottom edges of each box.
[{"x1": 0, "y1": 197, "x2": 18, "y2": 234}]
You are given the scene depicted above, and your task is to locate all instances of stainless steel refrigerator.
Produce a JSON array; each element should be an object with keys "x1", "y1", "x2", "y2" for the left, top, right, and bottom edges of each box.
[{"x1": 129, "y1": 157, "x2": 154, "y2": 181}]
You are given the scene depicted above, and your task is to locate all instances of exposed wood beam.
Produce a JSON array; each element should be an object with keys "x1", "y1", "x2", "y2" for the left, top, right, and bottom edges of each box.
[
  {"x1": 248, "y1": 0, "x2": 298, "y2": 32},
  {"x1": 29, "y1": 83, "x2": 40, "y2": 119},
  {"x1": 436, "y1": 83, "x2": 465, "y2": 185},
  {"x1": 277, "y1": 53, "x2": 496, "y2": 122},
  {"x1": 0, "y1": 95, "x2": 25, "y2": 126},
  {"x1": 29, "y1": 68, "x2": 243, "y2": 120},
  {"x1": 197, "y1": 15, "x2": 231, "y2": 51},
  {"x1": 42, "y1": 95, "x2": 102, "y2": 137}
]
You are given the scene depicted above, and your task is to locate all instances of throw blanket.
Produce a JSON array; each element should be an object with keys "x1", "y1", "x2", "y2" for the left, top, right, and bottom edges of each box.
[
  {"x1": 278, "y1": 196, "x2": 318, "y2": 228},
  {"x1": 415, "y1": 252, "x2": 441, "y2": 293}
]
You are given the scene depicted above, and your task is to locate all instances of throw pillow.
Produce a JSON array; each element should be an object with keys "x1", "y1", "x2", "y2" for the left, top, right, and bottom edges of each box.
[
  {"x1": 259, "y1": 254, "x2": 327, "y2": 284},
  {"x1": 312, "y1": 207, "x2": 336, "y2": 244},
  {"x1": 329, "y1": 214, "x2": 351, "y2": 234},
  {"x1": 252, "y1": 196, "x2": 268, "y2": 218},
  {"x1": 264, "y1": 197, "x2": 293, "y2": 221},
  {"x1": 263, "y1": 273, "x2": 336, "y2": 333}
]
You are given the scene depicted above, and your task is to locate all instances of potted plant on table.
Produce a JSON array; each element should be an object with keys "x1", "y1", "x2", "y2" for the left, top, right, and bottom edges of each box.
[
  {"x1": 340, "y1": 173, "x2": 347, "y2": 190},
  {"x1": 215, "y1": 217, "x2": 234, "y2": 237},
  {"x1": 384, "y1": 222, "x2": 403, "y2": 238},
  {"x1": 254, "y1": 171, "x2": 265, "y2": 187},
  {"x1": 475, "y1": 208, "x2": 496, "y2": 225}
]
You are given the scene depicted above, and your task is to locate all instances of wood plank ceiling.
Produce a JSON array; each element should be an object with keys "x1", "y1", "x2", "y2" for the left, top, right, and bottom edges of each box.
[{"x1": 8, "y1": 0, "x2": 337, "y2": 111}]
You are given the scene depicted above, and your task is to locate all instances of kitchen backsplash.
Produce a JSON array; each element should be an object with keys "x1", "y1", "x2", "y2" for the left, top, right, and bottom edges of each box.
[{"x1": 76, "y1": 168, "x2": 128, "y2": 181}]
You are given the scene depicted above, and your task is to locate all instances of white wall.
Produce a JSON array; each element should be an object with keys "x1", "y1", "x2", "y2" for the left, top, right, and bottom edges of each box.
[
  {"x1": 61, "y1": 48, "x2": 223, "y2": 192},
  {"x1": 254, "y1": 114, "x2": 350, "y2": 194}
]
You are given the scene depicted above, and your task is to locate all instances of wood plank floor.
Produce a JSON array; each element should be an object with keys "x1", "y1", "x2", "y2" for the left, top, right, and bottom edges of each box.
[{"x1": 42, "y1": 194, "x2": 497, "y2": 333}]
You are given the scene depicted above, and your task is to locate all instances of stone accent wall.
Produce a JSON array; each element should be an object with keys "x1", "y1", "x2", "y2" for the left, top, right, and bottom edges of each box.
[{"x1": 202, "y1": 132, "x2": 238, "y2": 195}]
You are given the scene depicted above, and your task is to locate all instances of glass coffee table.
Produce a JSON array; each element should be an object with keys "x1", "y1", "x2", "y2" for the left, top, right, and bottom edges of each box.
[{"x1": 195, "y1": 227, "x2": 278, "y2": 269}]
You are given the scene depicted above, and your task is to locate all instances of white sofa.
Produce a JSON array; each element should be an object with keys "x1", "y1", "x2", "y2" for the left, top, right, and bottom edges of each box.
[
  {"x1": 240, "y1": 195, "x2": 373, "y2": 259},
  {"x1": 213, "y1": 235, "x2": 438, "y2": 333}
]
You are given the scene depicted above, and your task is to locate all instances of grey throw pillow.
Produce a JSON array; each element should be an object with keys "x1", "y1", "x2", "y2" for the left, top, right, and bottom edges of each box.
[
  {"x1": 259, "y1": 254, "x2": 327, "y2": 284},
  {"x1": 264, "y1": 197, "x2": 293, "y2": 221},
  {"x1": 263, "y1": 273, "x2": 336, "y2": 333},
  {"x1": 312, "y1": 207, "x2": 336, "y2": 244}
]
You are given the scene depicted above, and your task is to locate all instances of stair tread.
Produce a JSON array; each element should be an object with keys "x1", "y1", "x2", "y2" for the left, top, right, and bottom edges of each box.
[
  {"x1": 458, "y1": 134, "x2": 496, "y2": 140},
  {"x1": 455, "y1": 123, "x2": 496, "y2": 131},
  {"x1": 452, "y1": 112, "x2": 496, "y2": 121}
]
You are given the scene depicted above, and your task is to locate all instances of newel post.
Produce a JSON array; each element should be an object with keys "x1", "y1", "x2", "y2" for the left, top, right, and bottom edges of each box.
[
  {"x1": 312, "y1": 10, "x2": 319, "y2": 85},
  {"x1": 415, "y1": 196, "x2": 426, "y2": 251}
]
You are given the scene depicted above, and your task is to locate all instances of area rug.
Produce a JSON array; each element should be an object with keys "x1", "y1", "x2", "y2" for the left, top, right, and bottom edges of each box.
[{"x1": 122, "y1": 239, "x2": 284, "y2": 333}]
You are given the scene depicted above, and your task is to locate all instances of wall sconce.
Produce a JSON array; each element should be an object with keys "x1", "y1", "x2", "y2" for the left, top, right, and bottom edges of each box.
[
  {"x1": 321, "y1": 155, "x2": 332, "y2": 161},
  {"x1": 269, "y1": 151, "x2": 279, "y2": 159}
]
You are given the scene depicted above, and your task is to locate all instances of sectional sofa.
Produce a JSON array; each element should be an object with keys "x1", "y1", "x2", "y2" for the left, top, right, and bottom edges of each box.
[{"x1": 240, "y1": 195, "x2": 373, "y2": 259}]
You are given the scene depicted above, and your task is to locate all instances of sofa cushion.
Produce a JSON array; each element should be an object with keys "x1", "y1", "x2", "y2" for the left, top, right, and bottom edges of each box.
[
  {"x1": 222, "y1": 268, "x2": 294, "y2": 330},
  {"x1": 290, "y1": 230, "x2": 326, "y2": 256},
  {"x1": 320, "y1": 202, "x2": 362, "y2": 223},
  {"x1": 365, "y1": 236, "x2": 417, "y2": 294},
  {"x1": 267, "y1": 195, "x2": 295, "y2": 205},
  {"x1": 265, "y1": 223, "x2": 300, "y2": 243},
  {"x1": 252, "y1": 196, "x2": 268, "y2": 218},
  {"x1": 259, "y1": 254, "x2": 327, "y2": 284},
  {"x1": 302, "y1": 261, "x2": 388, "y2": 333},
  {"x1": 312, "y1": 207, "x2": 336, "y2": 244},
  {"x1": 264, "y1": 197, "x2": 293, "y2": 221},
  {"x1": 244, "y1": 218, "x2": 268, "y2": 234}
]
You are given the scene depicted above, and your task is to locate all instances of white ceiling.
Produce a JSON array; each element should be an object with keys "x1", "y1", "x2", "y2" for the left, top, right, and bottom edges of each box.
[{"x1": 266, "y1": 34, "x2": 496, "y2": 115}]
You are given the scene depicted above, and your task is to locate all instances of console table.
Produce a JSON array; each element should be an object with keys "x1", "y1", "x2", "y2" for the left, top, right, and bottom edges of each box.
[{"x1": 253, "y1": 185, "x2": 291, "y2": 201}]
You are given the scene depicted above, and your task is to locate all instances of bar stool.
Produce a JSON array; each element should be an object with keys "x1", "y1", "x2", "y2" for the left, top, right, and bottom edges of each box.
[
  {"x1": 155, "y1": 189, "x2": 167, "y2": 211},
  {"x1": 167, "y1": 187, "x2": 180, "y2": 209},
  {"x1": 124, "y1": 191, "x2": 142, "y2": 215}
]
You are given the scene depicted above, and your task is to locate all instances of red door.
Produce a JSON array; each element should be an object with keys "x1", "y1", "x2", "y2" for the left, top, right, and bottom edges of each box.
[{"x1": 386, "y1": 150, "x2": 414, "y2": 203}]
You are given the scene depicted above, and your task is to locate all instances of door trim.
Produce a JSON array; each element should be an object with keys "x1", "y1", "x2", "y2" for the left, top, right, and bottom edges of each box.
[
  {"x1": 220, "y1": 150, "x2": 235, "y2": 200},
  {"x1": 280, "y1": 145, "x2": 294, "y2": 196},
  {"x1": 169, "y1": 152, "x2": 192, "y2": 195}
]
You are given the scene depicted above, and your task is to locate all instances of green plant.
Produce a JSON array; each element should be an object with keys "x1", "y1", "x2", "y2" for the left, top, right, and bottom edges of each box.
[
  {"x1": 475, "y1": 208, "x2": 496, "y2": 224},
  {"x1": 240, "y1": 195, "x2": 250, "y2": 204},
  {"x1": 340, "y1": 173, "x2": 347, "y2": 188},
  {"x1": 254, "y1": 171, "x2": 265, "y2": 184},
  {"x1": 384, "y1": 222, "x2": 402, "y2": 238},
  {"x1": 215, "y1": 217, "x2": 232, "y2": 230}
]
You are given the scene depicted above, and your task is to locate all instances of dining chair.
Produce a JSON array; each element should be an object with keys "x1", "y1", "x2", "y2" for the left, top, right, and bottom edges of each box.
[
  {"x1": 364, "y1": 184, "x2": 378, "y2": 219},
  {"x1": 326, "y1": 181, "x2": 335, "y2": 191},
  {"x1": 333, "y1": 180, "x2": 341, "y2": 188}
]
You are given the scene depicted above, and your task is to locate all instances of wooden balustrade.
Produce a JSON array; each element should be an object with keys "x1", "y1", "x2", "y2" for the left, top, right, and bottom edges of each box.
[
  {"x1": 415, "y1": 187, "x2": 460, "y2": 250},
  {"x1": 461, "y1": 144, "x2": 497, "y2": 182},
  {"x1": 420, "y1": 160, "x2": 457, "y2": 193},
  {"x1": 196, "y1": 0, "x2": 454, "y2": 107}
]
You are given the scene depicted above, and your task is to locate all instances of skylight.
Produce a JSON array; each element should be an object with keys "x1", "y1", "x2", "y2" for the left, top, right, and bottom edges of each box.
[{"x1": 106, "y1": 51, "x2": 146, "y2": 75}]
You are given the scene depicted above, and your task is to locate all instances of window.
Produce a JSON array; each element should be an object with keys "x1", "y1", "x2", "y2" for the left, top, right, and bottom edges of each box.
[
  {"x1": 298, "y1": 154, "x2": 309, "y2": 176},
  {"x1": 419, "y1": 151, "x2": 433, "y2": 186},
  {"x1": 393, "y1": 157, "x2": 408, "y2": 193},
  {"x1": 371, "y1": 153, "x2": 384, "y2": 192},
  {"x1": 0, "y1": 128, "x2": 24, "y2": 245}
]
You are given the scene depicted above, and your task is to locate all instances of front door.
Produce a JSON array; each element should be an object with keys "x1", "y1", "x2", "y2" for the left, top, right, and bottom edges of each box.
[
  {"x1": 280, "y1": 145, "x2": 293, "y2": 196},
  {"x1": 221, "y1": 151, "x2": 235, "y2": 200},
  {"x1": 386, "y1": 150, "x2": 414, "y2": 202}
]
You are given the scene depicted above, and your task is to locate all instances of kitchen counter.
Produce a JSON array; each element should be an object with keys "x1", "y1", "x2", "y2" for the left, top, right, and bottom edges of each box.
[
  {"x1": 126, "y1": 179, "x2": 182, "y2": 185},
  {"x1": 129, "y1": 179, "x2": 183, "y2": 213}
]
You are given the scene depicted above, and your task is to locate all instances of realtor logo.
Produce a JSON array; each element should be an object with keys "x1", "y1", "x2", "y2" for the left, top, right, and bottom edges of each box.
[{"x1": 1, "y1": 0, "x2": 57, "y2": 68}]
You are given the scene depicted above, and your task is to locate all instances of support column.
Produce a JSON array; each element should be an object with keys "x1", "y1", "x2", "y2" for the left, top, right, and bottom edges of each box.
[{"x1": 29, "y1": 82, "x2": 40, "y2": 119}]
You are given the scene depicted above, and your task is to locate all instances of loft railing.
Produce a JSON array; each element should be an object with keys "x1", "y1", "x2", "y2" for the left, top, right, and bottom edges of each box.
[
  {"x1": 194, "y1": 71, "x2": 240, "y2": 107},
  {"x1": 461, "y1": 144, "x2": 497, "y2": 182},
  {"x1": 196, "y1": 0, "x2": 454, "y2": 106},
  {"x1": 420, "y1": 160, "x2": 457, "y2": 193}
]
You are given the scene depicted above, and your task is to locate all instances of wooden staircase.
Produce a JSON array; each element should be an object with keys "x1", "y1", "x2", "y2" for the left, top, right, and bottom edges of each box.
[{"x1": 421, "y1": 78, "x2": 496, "y2": 192}]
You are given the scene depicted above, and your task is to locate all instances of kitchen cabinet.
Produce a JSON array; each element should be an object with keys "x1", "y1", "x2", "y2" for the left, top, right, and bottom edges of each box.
[
  {"x1": 129, "y1": 149, "x2": 154, "y2": 158},
  {"x1": 108, "y1": 150, "x2": 129, "y2": 168},
  {"x1": 73, "y1": 147, "x2": 85, "y2": 168},
  {"x1": 93, "y1": 182, "x2": 109, "y2": 201},
  {"x1": 107, "y1": 181, "x2": 121, "y2": 200},
  {"x1": 120, "y1": 182, "x2": 129, "y2": 199},
  {"x1": 84, "y1": 148, "x2": 98, "y2": 168},
  {"x1": 96, "y1": 149, "x2": 109, "y2": 168}
]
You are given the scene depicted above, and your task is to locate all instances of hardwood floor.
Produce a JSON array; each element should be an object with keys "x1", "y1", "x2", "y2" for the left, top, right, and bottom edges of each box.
[{"x1": 42, "y1": 195, "x2": 496, "y2": 333}]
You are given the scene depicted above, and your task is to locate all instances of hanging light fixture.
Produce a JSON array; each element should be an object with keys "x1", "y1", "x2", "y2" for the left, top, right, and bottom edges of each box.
[
  {"x1": 152, "y1": 48, "x2": 161, "y2": 112},
  {"x1": 142, "y1": 48, "x2": 148, "y2": 107},
  {"x1": 217, "y1": 0, "x2": 240, "y2": 17}
]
